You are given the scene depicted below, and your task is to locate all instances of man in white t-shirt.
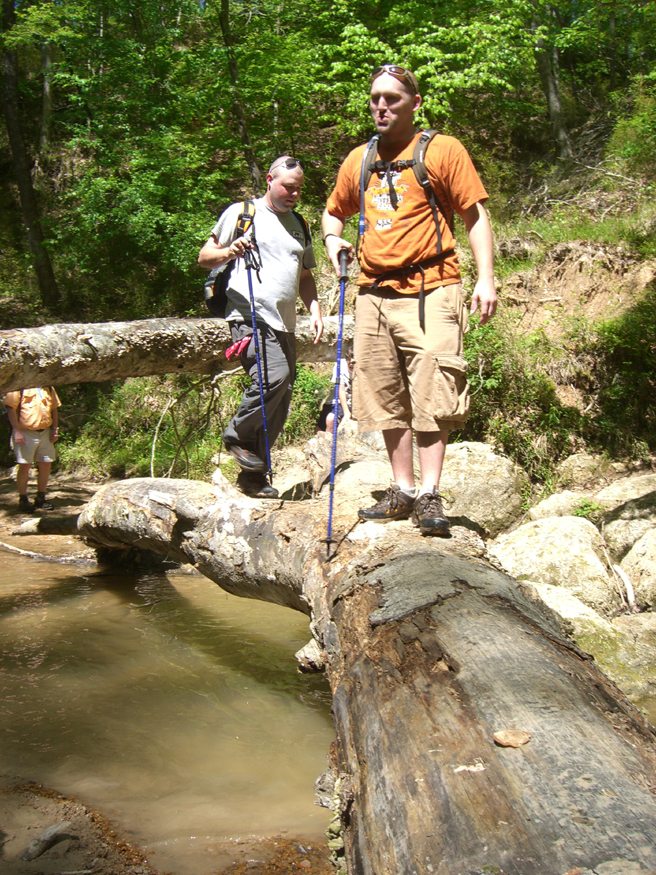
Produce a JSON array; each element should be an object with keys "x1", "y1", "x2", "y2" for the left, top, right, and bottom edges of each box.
[{"x1": 199, "y1": 156, "x2": 323, "y2": 497}]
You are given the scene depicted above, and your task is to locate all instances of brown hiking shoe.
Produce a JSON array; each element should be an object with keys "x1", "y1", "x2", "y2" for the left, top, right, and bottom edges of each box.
[
  {"x1": 412, "y1": 490, "x2": 450, "y2": 536},
  {"x1": 358, "y1": 485, "x2": 415, "y2": 522},
  {"x1": 225, "y1": 443, "x2": 266, "y2": 472}
]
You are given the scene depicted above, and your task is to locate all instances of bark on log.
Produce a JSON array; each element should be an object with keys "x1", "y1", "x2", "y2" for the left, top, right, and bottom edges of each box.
[
  {"x1": 0, "y1": 315, "x2": 353, "y2": 393},
  {"x1": 77, "y1": 458, "x2": 656, "y2": 875}
]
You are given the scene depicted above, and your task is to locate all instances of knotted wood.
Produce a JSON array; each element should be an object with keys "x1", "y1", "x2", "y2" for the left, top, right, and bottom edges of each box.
[{"x1": 77, "y1": 461, "x2": 656, "y2": 875}]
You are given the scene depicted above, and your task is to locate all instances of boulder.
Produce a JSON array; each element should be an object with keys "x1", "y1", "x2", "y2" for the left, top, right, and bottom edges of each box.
[
  {"x1": 603, "y1": 515, "x2": 656, "y2": 561},
  {"x1": 503, "y1": 583, "x2": 656, "y2": 726},
  {"x1": 577, "y1": 859, "x2": 656, "y2": 875},
  {"x1": 528, "y1": 489, "x2": 592, "y2": 521},
  {"x1": 520, "y1": 579, "x2": 618, "y2": 643},
  {"x1": 489, "y1": 516, "x2": 621, "y2": 616},
  {"x1": 594, "y1": 473, "x2": 656, "y2": 512},
  {"x1": 620, "y1": 530, "x2": 656, "y2": 608},
  {"x1": 609, "y1": 611, "x2": 656, "y2": 724},
  {"x1": 601, "y1": 486, "x2": 656, "y2": 560},
  {"x1": 556, "y1": 452, "x2": 614, "y2": 489},
  {"x1": 439, "y1": 441, "x2": 529, "y2": 536}
]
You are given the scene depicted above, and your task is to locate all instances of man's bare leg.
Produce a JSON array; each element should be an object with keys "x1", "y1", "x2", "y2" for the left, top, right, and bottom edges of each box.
[
  {"x1": 414, "y1": 430, "x2": 450, "y2": 536},
  {"x1": 37, "y1": 461, "x2": 52, "y2": 493},
  {"x1": 416, "y1": 430, "x2": 449, "y2": 494},
  {"x1": 358, "y1": 427, "x2": 416, "y2": 521},
  {"x1": 16, "y1": 463, "x2": 30, "y2": 496},
  {"x1": 383, "y1": 427, "x2": 415, "y2": 490}
]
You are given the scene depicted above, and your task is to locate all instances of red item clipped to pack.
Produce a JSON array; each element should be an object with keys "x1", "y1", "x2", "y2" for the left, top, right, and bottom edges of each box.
[{"x1": 225, "y1": 335, "x2": 252, "y2": 361}]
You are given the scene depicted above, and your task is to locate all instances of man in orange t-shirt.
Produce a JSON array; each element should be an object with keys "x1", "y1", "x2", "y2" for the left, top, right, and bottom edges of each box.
[{"x1": 322, "y1": 63, "x2": 497, "y2": 536}]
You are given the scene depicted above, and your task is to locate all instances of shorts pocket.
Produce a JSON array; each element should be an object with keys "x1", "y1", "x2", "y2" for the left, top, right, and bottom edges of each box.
[{"x1": 434, "y1": 354, "x2": 470, "y2": 421}]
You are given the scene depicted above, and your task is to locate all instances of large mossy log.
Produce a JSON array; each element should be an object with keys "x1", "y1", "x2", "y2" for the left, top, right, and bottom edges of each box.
[
  {"x1": 0, "y1": 315, "x2": 353, "y2": 392},
  {"x1": 78, "y1": 464, "x2": 656, "y2": 875}
]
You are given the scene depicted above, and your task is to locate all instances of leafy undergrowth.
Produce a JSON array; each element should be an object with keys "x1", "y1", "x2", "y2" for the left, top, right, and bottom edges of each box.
[
  {"x1": 56, "y1": 366, "x2": 331, "y2": 481},
  {"x1": 459, "y1": 282, "x2": 655, "y2": 482}
]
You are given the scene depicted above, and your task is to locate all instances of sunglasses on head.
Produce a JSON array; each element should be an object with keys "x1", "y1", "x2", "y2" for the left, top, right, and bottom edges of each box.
[
  {"x1": 370, "y1": 64, "x2": 418, "y2": 94},
  {"x1": 269, "y1": 157, "x2": 303, "y2": 173}
]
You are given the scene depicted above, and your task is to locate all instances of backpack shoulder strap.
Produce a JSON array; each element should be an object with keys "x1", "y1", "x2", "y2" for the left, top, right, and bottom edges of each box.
[
  {"x1": 357, "y1": 134, "x2": 381, "y2": 257},
  {"x1": 234, "y1": 199, "x2": 255, "y2": 238},
  {"x1": 291, "y1": 209, "x2": 311, "y2": 247},
  {"x1": 412, "y1": 129, "x2": 454, "y2": 256}
]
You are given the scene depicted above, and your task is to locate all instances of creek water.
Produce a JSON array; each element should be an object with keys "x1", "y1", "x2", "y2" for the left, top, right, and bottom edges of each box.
[{"x1": 0, "y1": 553, "x2": 334, "y2": 874}]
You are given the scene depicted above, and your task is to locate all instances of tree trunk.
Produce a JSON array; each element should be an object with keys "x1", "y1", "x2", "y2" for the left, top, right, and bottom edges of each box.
[
  {"x1": 0, "y1": 315, "x2": 352, "y2": 393},
  {"x1": 0, "y1": 0, "x2": 60, "y2": 309},
  {"x1": 218, "y1": 0, "x2": 262, "y2": 192},
  {"x1": 533, "y1": 8, "x2": 574, "y2": 163},
  {"x1": 39, "y1": 42, "x2": 53, "y2": 155},
  {"x1": 76, "y1": 464, "x2": 656, "y2": 875}
]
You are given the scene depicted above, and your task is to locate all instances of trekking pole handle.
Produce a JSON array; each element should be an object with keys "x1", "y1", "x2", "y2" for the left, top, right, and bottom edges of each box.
[{"x1": 338, "y1": 248, "x2": 349, "y2": 281}]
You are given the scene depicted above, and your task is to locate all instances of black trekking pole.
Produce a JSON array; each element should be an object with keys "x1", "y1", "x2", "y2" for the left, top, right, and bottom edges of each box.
[
  {"x1": 243, "y1": 245, "x2": 273, "y2": 486},
  {"x1": 325, "y1": 248, "x2": 349, "y2": 559}
]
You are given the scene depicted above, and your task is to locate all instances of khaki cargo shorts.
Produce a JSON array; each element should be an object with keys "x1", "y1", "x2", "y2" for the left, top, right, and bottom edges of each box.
[
  {"x1": 353, "y1": 283, "x2": 470, "y2": 433},
  {"x1": 11, "y1": 429, "x2": 57, "y2": 464}
]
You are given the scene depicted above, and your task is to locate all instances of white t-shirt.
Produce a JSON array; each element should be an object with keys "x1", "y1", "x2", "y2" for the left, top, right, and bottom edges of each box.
[{"x1": 212, "y1": 197, "x2": 315, "y2": 332}]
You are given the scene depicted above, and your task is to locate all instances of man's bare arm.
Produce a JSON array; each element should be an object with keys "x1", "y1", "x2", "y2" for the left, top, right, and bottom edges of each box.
[
  {"x1": 463, "y1": 202, "x2": 497, "y2": 324},
  {"x1": 299, "y1": 270, "x2": 323, "y2": 343},
  {"x1": 321, "y1": 209, "x2": 353, "y2": 275}
]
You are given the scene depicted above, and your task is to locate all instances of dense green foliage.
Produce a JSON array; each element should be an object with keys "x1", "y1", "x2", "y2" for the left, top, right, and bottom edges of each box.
[
  {"x1": 2, "y1": 0, "x2": 655, "y2": 483},
  {"x1": 56, "y1": 366, "x2": 330, "y2": 480},
  {"x1": 460, "y1": 292, "x2": 656, "y2": 481},
  {"x1": 576, "y1": 290, "x2": 656, "y2": 456},
  {"x1": 56, "y1": 376, "x2": 238, "y2": 479},
  {"x1": 2, "y1": 0, "x2": 655, "y2": 316},
  {"x1": 461, "y1": 317, "x2": 585, "y2": 481}
]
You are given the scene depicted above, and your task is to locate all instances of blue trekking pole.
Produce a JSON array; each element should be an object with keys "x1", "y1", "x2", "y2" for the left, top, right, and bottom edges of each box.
[
  {"x1": 325, "y1": 248, "x2": 349, "y2": 559},
  {"x1": 243, "y1": 244, "x2": 273, "y2": 486}
]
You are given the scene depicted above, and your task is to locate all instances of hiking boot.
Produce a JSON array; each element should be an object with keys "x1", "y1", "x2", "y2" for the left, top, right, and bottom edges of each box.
[
  {"x1": 412, "y1": 489, "x2": 450, "y2": 536},
  {"x1": 34, "y1": 492, "x2": 54, "y2": 511},
  {"x1": 225, "y1": 443, "x2": 267, "y2": 472},
  {"x1": 18, "y1": 494, "x2": 34, "y2": 513},
  {"x1": 358, "y1": 485, "x2": 415, "y2": 522},
  {"x1": 236, "y1": 471, "x2": 279, "y2": 499}
]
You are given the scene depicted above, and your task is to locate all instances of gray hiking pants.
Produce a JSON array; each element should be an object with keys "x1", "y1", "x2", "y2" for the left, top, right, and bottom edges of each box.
[{"x1": 223, "y1": 321, "x2": 296, "y2": 463}]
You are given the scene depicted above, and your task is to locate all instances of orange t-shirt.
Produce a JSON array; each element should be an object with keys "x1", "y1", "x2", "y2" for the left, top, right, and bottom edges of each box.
[
  {"x1": 325, "y1": 132, "x2": 488, "y2": 294},
  {"x1": 3, "y1": 387, "x2": 61, "y2": 430}
]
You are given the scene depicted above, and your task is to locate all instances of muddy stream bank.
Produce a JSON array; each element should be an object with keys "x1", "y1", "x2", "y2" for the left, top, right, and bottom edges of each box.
[{"x1": 0, "y1": 473, "x2": 335, "y2": 875}]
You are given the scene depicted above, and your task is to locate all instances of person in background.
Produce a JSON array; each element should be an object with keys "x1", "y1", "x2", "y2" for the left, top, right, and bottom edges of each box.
[
  {"x1": 317, "y1": 348, "x2": 354, "y2": 434},
  {"x1": 3, "y1": 386, "x2": 61, "y2": 512},
  {"x1": 321, "y1": 63, "x2": 496, "y2": 536},
  {"x1": 198, "y1": 156, "x2": 323, "y2": 498}
]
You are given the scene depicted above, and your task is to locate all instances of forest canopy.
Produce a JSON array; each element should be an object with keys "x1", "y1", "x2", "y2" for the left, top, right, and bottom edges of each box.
[
  {"x1": 2, "y1": 1, "x2": 655, "y2": 480},
  {"x1": 2, "y1": 0, "x2": 655, "y2": 321}
]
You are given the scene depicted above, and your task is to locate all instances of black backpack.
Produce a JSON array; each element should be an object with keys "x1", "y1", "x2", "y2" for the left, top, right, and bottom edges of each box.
[
  {"x1": 203, "y1": 201, "x2": 312, "y2": 318},
  {"x1": 357, "y1": 129, "x2": 454, "y2": 258}
]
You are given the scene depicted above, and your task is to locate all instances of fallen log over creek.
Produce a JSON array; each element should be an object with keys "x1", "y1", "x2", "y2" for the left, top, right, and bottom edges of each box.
[
  {"x1": 77, "y1": 458, "x2": 656, "y2": 875},
  {"x1": 0, "y1": 315, "x2": 352, "y2": 393}
]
